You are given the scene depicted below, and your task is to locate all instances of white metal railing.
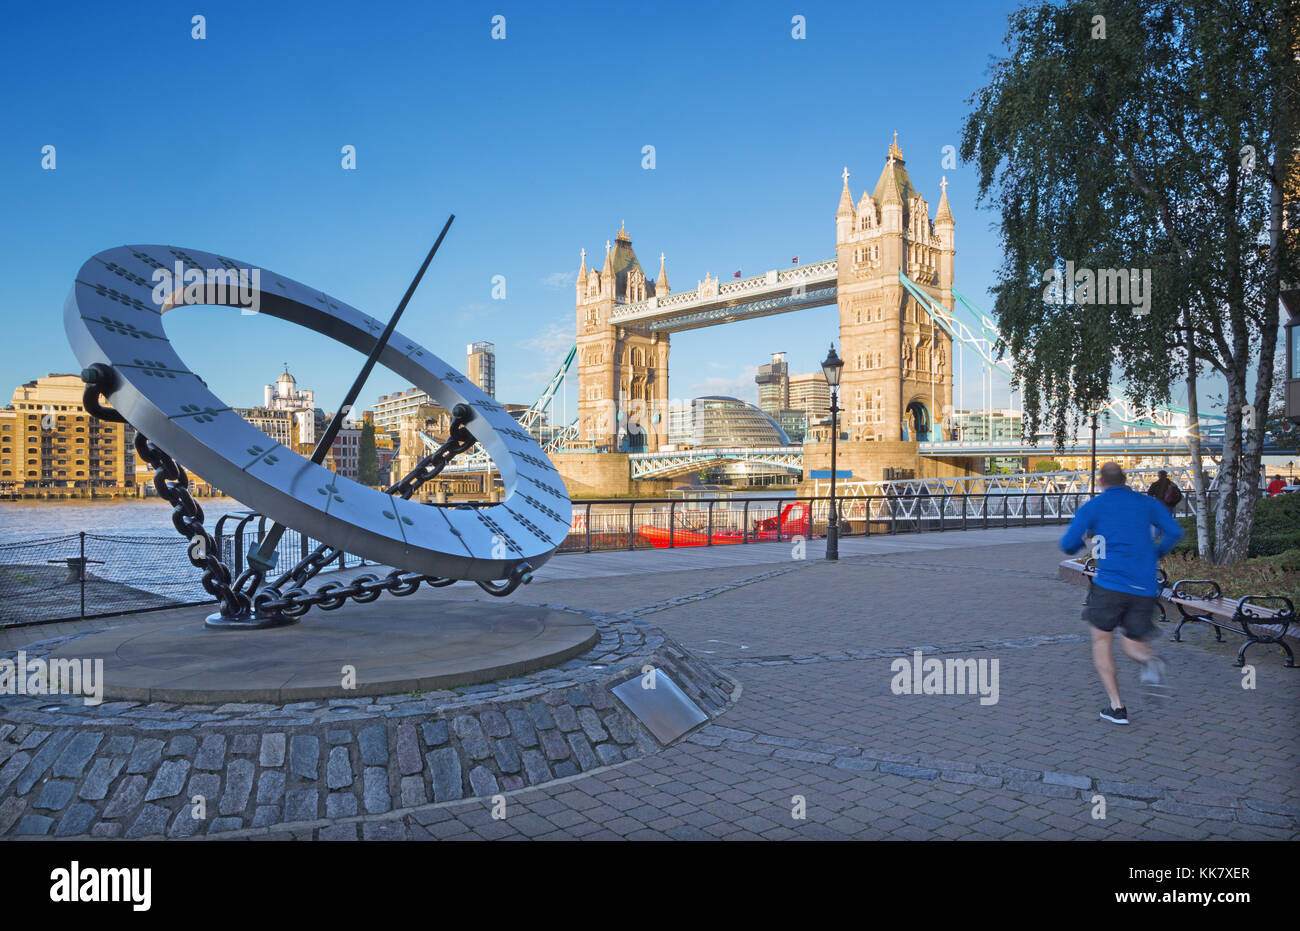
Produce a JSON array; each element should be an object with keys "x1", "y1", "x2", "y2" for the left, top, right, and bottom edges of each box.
[{"x1": 810, "y1": 465, "x2": 1221, "y2": 500}]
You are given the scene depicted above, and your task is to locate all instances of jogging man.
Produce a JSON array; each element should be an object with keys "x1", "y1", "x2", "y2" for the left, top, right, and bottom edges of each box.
[{"x1": 1061, "y1": 462, "x2": 1183, "y2": 724}]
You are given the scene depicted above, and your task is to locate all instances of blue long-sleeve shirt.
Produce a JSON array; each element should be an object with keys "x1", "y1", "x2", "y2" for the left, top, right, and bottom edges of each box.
[{"x1": 1060, "y1": 485, "x2": 1184, "y2": 597}]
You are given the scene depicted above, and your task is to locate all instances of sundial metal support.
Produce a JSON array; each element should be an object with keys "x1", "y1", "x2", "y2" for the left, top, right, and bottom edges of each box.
[{"x1": 65, "y1": 230, "x2": 572, "y2": 631}]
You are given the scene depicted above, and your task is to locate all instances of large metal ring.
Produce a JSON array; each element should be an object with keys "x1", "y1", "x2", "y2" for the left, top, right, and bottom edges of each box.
[{"x1": 64, "y1": 245, "x2": 571, "y2": 581}]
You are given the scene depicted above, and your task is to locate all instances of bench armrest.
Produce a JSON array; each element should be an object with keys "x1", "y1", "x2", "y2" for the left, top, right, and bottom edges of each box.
[
  {"x1": 1236, "y1": 595, "x2": 1295, "y2": 622},
  {"x1": 1172, "y1": 578, "x2": 1222, "y2": 601}
]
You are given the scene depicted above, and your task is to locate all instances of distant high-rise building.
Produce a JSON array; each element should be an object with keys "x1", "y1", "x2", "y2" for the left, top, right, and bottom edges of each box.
[
  {"x1": 371, "y1": 387, "x2": 443, "y2": 436},
  {"x1": 950, "y1": 408, "x2": 1022, "y2": 443},
  {"x1": 788, "y1": 372, "x2": 831, "y2": 424},
  {"x1": 755, "y1": 352, "x2": 790, "y2": 415},
  {"x1": 467, "y1": 341, "x2": 496, "y2": 398},
  {"x1": 326, "y1": 420, "x2": 364, "y2": 481},
  {"x1": 1, "y1": 374, "x2": 134, "y2": 490}
]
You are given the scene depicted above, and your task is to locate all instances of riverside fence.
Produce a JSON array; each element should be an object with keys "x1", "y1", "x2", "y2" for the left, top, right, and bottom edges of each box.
[{"x1": 1, "y1": 491, "x2": 1208, "y2": 628}]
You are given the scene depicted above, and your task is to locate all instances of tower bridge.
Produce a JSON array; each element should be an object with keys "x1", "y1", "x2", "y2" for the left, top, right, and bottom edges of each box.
[
  {"x1": 574, "y1": 135, "x2": 957, "y2": 461},
  {"x1": 440, "y1": 135, "x2": 1270, "y2": 495}
]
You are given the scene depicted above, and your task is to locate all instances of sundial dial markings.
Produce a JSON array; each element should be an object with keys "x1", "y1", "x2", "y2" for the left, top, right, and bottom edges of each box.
[
  {"x1": 520, "y1": 474, "x2": 566, "y2": 502},
  {"x1": 76, "y1": 280, "x2": 158, "y2": 315},
  {"x1": 472, "y1": 509, "x2": 525, "y2": 557},
  {"x1": 316, "y1": 476, "x2": 346, "y2": 517},
  {"x1": 129, "y1": 249, "x2": 166, "y2": 273},
  {"x1": 169, "y1": 404, "x2": 232, "y2": 425},
  {"x1": 502, "y1": 506, "x2": 552, "y2": 545},
  {"x1": 84, "y1": 315, "x2": 165, "y2": 341},
  {"x1": 115, "y1": 358, "x2": 193, "y2": 380},
  {"x1": 380, "y1": 493, "x2": 416, "y2": 545},
  {"x1": 516, "y1": 492, "x2": 566, "y2": 525},
  {"x1": 239, "y1": 441, "x2": 285, "y2": 471},
  {"x1": 92, "y1": 256, "x2": 151, "y2": 290}
]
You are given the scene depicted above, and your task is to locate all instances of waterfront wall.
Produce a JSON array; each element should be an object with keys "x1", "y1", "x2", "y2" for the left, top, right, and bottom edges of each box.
[{"x1": 797, "y1": 439, "x2": 983, "y2": 493}]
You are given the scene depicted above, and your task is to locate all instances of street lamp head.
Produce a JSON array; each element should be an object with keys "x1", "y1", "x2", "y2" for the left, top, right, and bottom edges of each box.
[{"x1": 821, "y1": 344, "x2": 844, "y2": 387}]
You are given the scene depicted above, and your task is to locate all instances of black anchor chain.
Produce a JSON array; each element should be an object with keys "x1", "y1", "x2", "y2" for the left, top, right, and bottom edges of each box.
[{"x1": 82, "y1": 365, "x2": 250, "y2": 619}]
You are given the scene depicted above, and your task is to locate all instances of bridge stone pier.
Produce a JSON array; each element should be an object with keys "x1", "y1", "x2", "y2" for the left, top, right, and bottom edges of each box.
[{"x1": 564, "y1": 136, "x2": 975, "y2": 496}]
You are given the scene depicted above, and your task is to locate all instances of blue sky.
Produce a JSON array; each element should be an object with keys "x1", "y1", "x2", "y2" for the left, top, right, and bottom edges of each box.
[{"x1": 2, "y1": 0, "x2": 1076, "y2": 420}]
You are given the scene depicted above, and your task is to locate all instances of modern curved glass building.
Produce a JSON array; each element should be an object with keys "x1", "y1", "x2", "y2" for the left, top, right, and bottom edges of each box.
[{"x1": 670, "y1": 396, "x2": 791, "y2": 448}]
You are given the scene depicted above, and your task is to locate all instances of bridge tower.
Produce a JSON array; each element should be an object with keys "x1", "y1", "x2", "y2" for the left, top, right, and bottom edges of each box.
[
  {"x1": 834, "y1": 135, "x2": 954, "y2": 444},
  {"x1": 575, "y1": 224, "x2": 671, "y2": 451}
]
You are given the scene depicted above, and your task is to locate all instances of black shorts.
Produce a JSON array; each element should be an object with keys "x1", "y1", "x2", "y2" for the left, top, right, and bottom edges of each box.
[{"x1": 1083, "y1": 584, "x2": 1158, "y2": 640}]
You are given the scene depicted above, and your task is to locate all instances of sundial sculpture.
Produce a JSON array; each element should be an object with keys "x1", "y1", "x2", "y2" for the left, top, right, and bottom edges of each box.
[{"x1": 63, "y1": 217, "x2": 572, "y2": 629}]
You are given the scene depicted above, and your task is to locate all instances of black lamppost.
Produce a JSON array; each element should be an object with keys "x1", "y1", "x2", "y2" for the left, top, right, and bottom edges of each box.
[
  {"x1": 1089, "y1": 412, "x2": 1099, "y2": 495},
  {"x1": 822, "y1": 344, "x2": 844, "y2": 561}
]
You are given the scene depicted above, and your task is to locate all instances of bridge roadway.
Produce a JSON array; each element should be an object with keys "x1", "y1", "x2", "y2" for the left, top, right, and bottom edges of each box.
[
  {"x1": 609, "y1": 259, "x2": 838, "y2": 332},
  {"x1": 625, "y1": 435, "x2": 1292, "y2": 482}
]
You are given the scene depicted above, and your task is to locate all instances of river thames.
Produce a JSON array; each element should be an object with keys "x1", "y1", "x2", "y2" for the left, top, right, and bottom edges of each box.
[{"x1": 0, "y1": 498, "x2": 247, "y2": 543}]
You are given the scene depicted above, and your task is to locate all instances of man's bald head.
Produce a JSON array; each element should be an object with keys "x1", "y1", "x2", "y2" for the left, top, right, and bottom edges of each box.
[{"x1": 1099, "y1": 462, "x2": 1126, "y2": 487}]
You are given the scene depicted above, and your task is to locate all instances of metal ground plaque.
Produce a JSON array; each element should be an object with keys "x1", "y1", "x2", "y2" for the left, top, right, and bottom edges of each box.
[{"x1": 610, "y1": 667, "x2": 708, "y2": 745}]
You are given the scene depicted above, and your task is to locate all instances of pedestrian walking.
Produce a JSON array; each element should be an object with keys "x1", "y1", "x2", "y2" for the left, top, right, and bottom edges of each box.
[{"x1": 1061, "y1": 462, "x2": 1183, "y2": 724}]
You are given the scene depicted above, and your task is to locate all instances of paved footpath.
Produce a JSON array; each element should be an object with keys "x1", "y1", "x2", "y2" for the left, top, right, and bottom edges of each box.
[{"x1": 4, "y1": 526, "x2": 1298, "y2": 840}]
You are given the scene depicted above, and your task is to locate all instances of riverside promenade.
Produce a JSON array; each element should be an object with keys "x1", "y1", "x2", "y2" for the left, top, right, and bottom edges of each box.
[{"x1": 1, "y1": 526, "x2": 1296, "y2": 840}]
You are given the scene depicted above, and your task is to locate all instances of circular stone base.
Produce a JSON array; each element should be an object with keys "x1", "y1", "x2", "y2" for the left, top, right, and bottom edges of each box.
[{"x1": 47, "y1": 600, "x2": 598, "y2": 703}]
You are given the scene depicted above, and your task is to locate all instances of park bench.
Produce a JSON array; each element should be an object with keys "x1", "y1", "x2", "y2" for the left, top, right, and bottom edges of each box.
[
  {"x1": 1165, "y1": 579, "x2": 1294, "y2": 669},
  {"x1": 1059, "y1": 558, "x2": 1295, "y2": 668}
]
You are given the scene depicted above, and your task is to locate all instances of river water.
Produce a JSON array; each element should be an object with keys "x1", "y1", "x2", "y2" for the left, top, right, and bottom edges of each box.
[
  {"x1": 0, "y1": 497, "x2": 248, "y2": 543},
  {"x1": 0, "y1": 490, "x2": 799, "y2": 545}
]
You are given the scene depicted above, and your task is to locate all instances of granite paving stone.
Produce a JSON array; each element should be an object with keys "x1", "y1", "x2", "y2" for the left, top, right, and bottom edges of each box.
[
  {"x1": 259, "y1": 733, "x2": 286, "y2": 768},
  {"x1": 163, "y1": 735, "x2": 196, "y2": 758},
  {"x1": 102, "y1": 774, "x2": 147, "y2": 819},
  {"x1": 79, "y1": 756, "x2": 125, "y2": 801},
  {"x1": 359, "y1": 725, "x2": 388, "y2": 766},
  {"x1": 452, "y1": 716, "x2": 491, "y2": 760},
  {"x1": 427, "y1": 748, "x2": 464, "y2": 802},
  {"x1": 505, "y1": 709, "x2": 538, "y2": 747},
  {"x1": 480, "y1": 711, "x2": 511, "y2": 739},
  {"x1": 396, "y1": 724, "x2": 421, "y2": 775},
  {"x1": 145, "y1": 759, "x2": 190, "y2": 801},
  {"x1": 55, "y1": 802, "x2": 97, "y2": 837},
  {"x1": 400, "y1": 775, "x2": 427, "y2": 808},
  {"x1": 327, "y1": 746, "x2": 353, "y2": 789},
  {"x1": 491, "y1": 738, "x2": 522, "y2": 774},
  {"x1": 284, "y1": 789, "x2": 319, "y2": 822},
  {"x1": 468, "y1": 765, "x2": 500, "y2": 797},
  {"x1": 195, "y1": 734, "x2": 227, "y2": 771},
  {"x1": 256, "y1": 770, "x2": 286, "y2": 805},
  {"x1": 289, "y1": 735, "x2": 320, "y2": 780},
  {"x1": 363, "y1": 767, "x2": 391, "y2": 813},
  {"x1": 125, "y1": 804, "x2": 170, "y2": 838},
  {"x1": 53, "y1": 732, "x2": 102, "y2": 778},
  {"x1": 34, "y1": 779, "x2": 75, "y2": 811},
  {"x1": 15, "y1": 731, "x2": 74, "y2": 795},
  {"x1": 219, "y1": 759, "x2": 255, "y2": 815},
  {"x1": 14, "y1": 814, "x2": 53, "y2": 836}
]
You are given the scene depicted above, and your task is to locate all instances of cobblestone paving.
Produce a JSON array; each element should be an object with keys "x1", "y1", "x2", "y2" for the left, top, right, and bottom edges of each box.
[{"x1": 2, "y1": 528, "x2": 1297, "y2": 840}]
